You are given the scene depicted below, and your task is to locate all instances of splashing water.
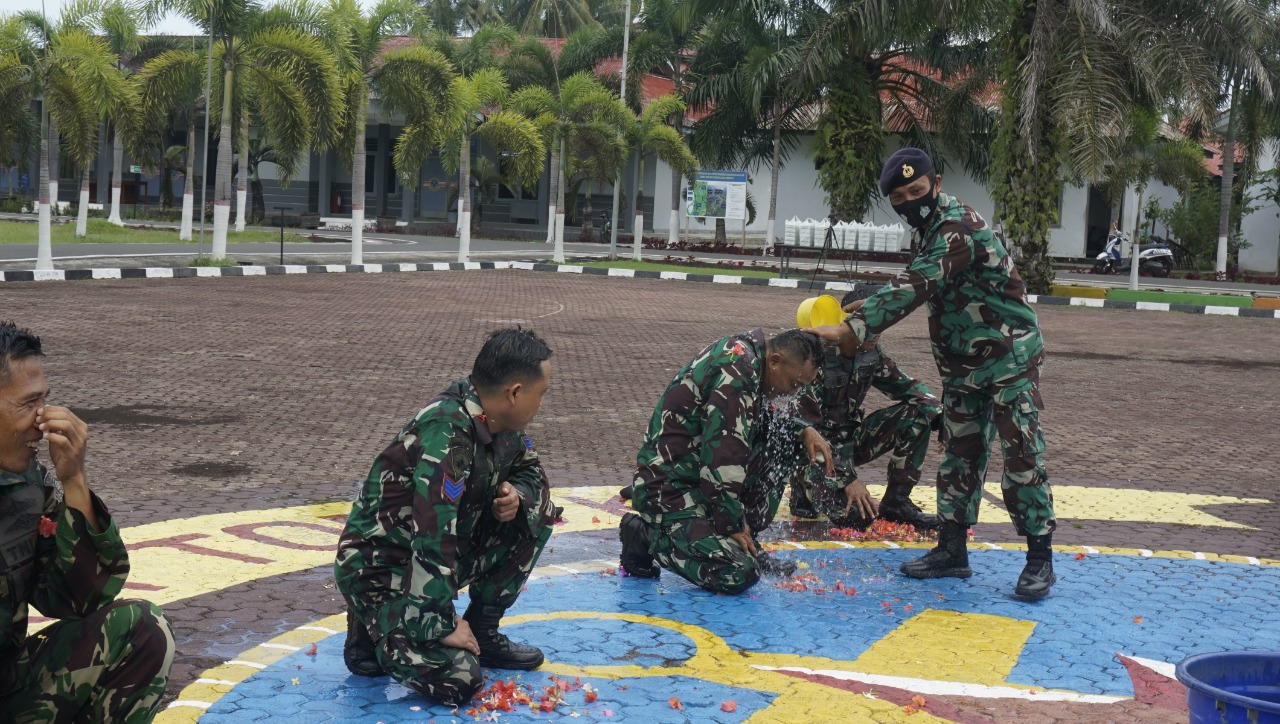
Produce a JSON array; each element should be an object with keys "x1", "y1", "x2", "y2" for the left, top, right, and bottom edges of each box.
[{"x1": 761, "y1": 394, "x2": 807, "y2": 493}]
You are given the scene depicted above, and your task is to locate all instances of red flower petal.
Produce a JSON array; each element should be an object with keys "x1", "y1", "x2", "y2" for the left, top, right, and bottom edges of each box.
[
  {"x1": 668, "y1": 696, "x2": 683, "y2": 710},
  {"x1": 1074, "y1": 552, "x2": 1086, "y2": 560},
  {"x1": 721, "y1": 700, "x2": 738, "y2": 712},
  {"x1": 37, "y1": 515, "x2": 56, "y2": 538}
]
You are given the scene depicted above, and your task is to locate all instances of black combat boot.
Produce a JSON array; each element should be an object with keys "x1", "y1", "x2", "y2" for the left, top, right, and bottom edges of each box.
[
  {"x1": 619, "y1": 513, "x2": 660, "y2": 578},
  {"x1": 463, "y1": 603, "x2": 545, "y2": 670},
  {"x1": 343, "y1": 609, "x2": 384, "y2": 677},
  {"x1": 757, "y1": 549, "x2": 798, "y2": 578},
  {"x1": 789, "y1": 484, "x2": 818, "y2": 519},
  {"x1": 878, "y1": 483, "x2": 941, "y2": 530},
  {"x1": 1014, "y1": 534, "x2": 1055, "y2": 600},
  {"x1": 618, "y1": 485, "x2": 633, "y2": 501},
  {"x1": 900, "y1": 521, "x2": 972, "y2": 579}
]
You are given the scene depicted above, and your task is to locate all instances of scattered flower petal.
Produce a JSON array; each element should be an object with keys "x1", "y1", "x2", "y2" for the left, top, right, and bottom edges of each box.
[
  {"x1": 721, "y1": 700, "x2": 738, "y2": 713},
  {"x1": 669, "y1": 696, "x2": 683, "y2": 710},
  {"x1": 38, "y1": 515, "x2": 56, "y2": 538},
  {"x1": 1075, "y1": 552, "x2": 1086, "y2": 560}
]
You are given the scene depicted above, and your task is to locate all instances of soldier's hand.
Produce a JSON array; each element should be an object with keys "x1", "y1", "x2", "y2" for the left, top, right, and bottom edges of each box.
[
  {"x1": 843, "y1": 481, "x2": 878, "y2": 521},
  {"x1": 492, "y1": 481, "x2": 521, "y2": 522},
  {"x1": 441, "y1": 616, "x2": 480, "y2": 656},
  {"x1": 729, "y1": 530, "x2": 758, "y2": 557},
  {"x1": 801, "y1": 428, "x2": 834, "y2": 476},
  {"x1": 842, "y1": 299, "x2": 866, "y2": 314},
  {"x1": 36, "y1": 405, "x2": 88, "y2": 488}
]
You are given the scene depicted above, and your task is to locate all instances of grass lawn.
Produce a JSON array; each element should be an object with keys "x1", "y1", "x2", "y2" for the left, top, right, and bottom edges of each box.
[
  {"x1": 1104, "y1": 288, "x2": 1255, "y2": 308},
  {"x1": 0, "y1": 219, "x2": 287, "y2": 245},
  {"x1": 580, "y1": 259, "x2": 779, "y2": 278}
]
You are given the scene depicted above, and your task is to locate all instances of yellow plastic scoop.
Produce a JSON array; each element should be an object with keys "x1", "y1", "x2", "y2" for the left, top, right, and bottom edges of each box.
[{"x1": 796, "y1": 295, "x2": 845, "y2": 327}]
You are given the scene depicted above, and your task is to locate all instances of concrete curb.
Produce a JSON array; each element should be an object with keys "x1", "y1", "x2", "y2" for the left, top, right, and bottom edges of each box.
[{"x1": 4, "y1": 260, "x2": 1277, "y2": 319}]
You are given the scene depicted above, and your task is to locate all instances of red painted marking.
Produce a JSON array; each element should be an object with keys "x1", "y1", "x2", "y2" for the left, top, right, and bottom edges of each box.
[
  {"x1": 124, "y1": 581, "x2": 166, "y2": 591},
  {"x1": 770, "y1": 669, "x2": 996, "y2": 724},
  {"x1": 130, "y1": 533, "x2": 273, "y2": 564},
  {"x1": 1117, "y1": 654, "x2": 1188, "y2": 711},
  {"x1": 222, "y1": 521, "x2": 340, "y2": 552},
  {"x1": 29, "y1": 615, "x2": 51, "y2": 624}
]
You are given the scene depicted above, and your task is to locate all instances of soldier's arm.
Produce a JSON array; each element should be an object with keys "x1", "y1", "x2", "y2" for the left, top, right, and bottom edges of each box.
[
  {"x1": 697, "y1": 360, "x2": 758, "y2": 536},
  {"x1": 505, "y1": 435, "x2": 555, "y2": 536},
  {"x1": 397, "y1": 423, "x2": 472, "y2": 644},
  {"x1": 871, "y1": 352, "x2": 942, "y2": 417},
  {"x1": 30, "y1": 484, "x2": 129, "y2": 619},
  {"x1": 845, "y1": 223, "x2": 975, "y2": 344},
  {"x1": 795, "y1": 371, "x2": 823, "y2": 430}
]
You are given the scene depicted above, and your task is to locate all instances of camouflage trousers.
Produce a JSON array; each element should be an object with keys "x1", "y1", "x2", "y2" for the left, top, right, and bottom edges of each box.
[
  {"x1": 791, "y1": 400, "x2": 934, "y2": 526},
  {"x1": 937, "y1": 385, "x2": 1055, "y2": 536},
  {"x1": 0, "y1": 599, "x2": 175, "y2": 724},
  {"x1": 347, "y1": 519, "x2": 552, "y2": 705}
]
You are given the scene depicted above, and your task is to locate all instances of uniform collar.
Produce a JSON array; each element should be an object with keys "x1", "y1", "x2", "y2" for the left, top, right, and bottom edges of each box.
[
  {"x1": 0, "y1": 461, "x2": 43, "y2": 487},
  {"x1": 460, "y1": 378, "x2": 496, "y2": 446}
]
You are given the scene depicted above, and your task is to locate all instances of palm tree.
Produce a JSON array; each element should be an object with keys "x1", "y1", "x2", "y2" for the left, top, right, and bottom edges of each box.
[
  {"x1": 136, "y1": 42, "x2": 209, "y2": 240},
  {"x1": 143, "y1": 0, "x2": 341, "y2": 261},
  {"x1": 421, "y1": 0, "x2": 502, "y2": 35},
  {"x1": 0, "y1": 52, "x2": 37, "y2": 174},
  {"x1": 493, "y1": 0, "x2": 602, "y2": 38},
  {"x1": 321, "y1": 0, "x2": 459, "y2": 265},
  {"x1": 623, "y1": 93, "x2": 696, "y2": 258},
  {"x1": 988, "y1": 0, "x2": 1272, "y2": 293},
  {"x1": 1, "y1": 7, "x2": 133, "y2": 268},
  {"x1": 99, "y1": 0, "x2": 141, "y2": 226},
  {"x1": 563, "y1": 112, "x2": 628, "y2": 240}
]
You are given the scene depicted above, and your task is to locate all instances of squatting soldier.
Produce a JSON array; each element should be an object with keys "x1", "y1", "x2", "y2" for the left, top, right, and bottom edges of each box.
[
  {"x1": 335, "y1": 328, "x2": 558, "y2": 705},
  {"x1": 0, "y1": 322, "x2": 175, "y2": 723},
  {"x1": 804, "y1": 148, "x2": 1056, "y2": 600},
  {"x1": 619, "y1": 329, "x2": 830, "y2": 594},
  {"x1": 792, "y1": 289, "x2": 943, "y2": 530}
]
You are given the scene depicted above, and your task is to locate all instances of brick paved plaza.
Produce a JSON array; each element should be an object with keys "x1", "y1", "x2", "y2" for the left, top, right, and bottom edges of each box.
[{"x1": 5, "y1": 269, "x2": 1279, "y2": 722}]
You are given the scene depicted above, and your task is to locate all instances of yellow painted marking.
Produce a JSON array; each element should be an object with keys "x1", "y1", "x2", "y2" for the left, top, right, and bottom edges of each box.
[
  {"x1": 1044, "y1": 486, "x2": 1267, "y2": 529},
  {"x1": 849, "y1": 610, "x2": 1036, "y2": 687}
]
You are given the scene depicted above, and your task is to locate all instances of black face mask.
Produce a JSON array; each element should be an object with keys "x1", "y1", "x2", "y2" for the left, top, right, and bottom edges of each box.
[{"x1": 891, "y1": 179, "x2": 939, "y2": 229}]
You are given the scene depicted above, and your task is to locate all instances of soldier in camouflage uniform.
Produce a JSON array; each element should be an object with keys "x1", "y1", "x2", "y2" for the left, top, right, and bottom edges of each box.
[
  {"x1": 804, "y1": 148, "x2": 1056, "y2": 600},
  {"x1": 335, "y1": 328, "x2": 558, "y2": 705},
  {"x1": 792, "y1": 289, "x2": 943, "y2": 530},
  {"x1": 0, "y1": 323, "x2": 175, "y2": 723},
  {"x1": 620, "y1": 329, "x2": 829, "y2": 594}
]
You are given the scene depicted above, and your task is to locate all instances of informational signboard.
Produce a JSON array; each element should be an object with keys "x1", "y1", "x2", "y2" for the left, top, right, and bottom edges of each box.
[
  {"x1": 129, "y1": 165, "x2": 142, "y2": 173},
  {"x1": 687, "y1": 170, "x2": 747, "y2": 220}
]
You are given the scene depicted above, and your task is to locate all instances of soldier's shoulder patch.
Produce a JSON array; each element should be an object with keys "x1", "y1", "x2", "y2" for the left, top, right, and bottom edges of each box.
[
  {"x1": 522, "y1": 434, "x2": 535, "y2": 452},
  {"x1": 441, "y1": 474, "x2": 465, "y2": 502}
]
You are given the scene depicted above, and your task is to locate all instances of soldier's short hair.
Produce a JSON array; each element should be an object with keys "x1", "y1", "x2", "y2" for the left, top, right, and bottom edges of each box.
[
  {"x1": 840, "y1": 285, "x2": 880, "y2": 307},
  {"x1": 769, "y1": 329, "x2": 823, "y2": 367},
  {"x1": 0, "y1": 322, "x2": 43, "y2": 386},
  {"x1": 472, "y1": 327, "x2": 553, "y2": 392}
]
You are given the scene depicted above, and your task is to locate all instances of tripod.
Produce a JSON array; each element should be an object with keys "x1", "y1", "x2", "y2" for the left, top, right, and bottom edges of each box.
[{"x1": 808, "y1": 213, "x2": 859, "y2": 291}]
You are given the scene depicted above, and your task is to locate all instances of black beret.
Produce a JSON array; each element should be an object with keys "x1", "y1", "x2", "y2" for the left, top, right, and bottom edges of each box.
[{"x1": 879, "y1": 148, "x2": 934, "y2": 195}]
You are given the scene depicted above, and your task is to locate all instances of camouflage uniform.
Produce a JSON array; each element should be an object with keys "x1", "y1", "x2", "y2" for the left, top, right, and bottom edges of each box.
[
  {"x1": 794, "y1": 345, "x2": 942, "y2": 525},
  {"x1": 0, "y1": 463, "x2": 175, "y2": 724},
  {"x1": 335, "y1": 379, "x2": 557, "y2": 705},
  {"x1": 631, "y1": 329, "x2": 806, "y2": 594},
  {"x1": 843, "y1": 193, "x2": 1054, "y2": 536}
]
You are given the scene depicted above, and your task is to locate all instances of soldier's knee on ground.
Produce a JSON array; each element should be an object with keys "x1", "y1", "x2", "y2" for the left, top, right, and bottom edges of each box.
[
  {"x1": 376, "y1": 630, "x2": 484, "y2": 705},
  {"x1": 702, "y1": 556, "x2": 760, "y2": 595}
]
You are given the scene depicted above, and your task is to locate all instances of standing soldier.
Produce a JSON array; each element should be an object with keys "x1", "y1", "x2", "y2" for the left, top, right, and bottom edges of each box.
[
  {"x1": 335, "y1": 328, "x2": 558, "y2": 705},
  {"x1": 620, "y1": 329, "x2": 830, "y2": 594},
  {"x1": 791, "y1": 289, "x2": 943, "y2": 530},
  {"x1": 804, "y1": 148, "x2": 1056, "y2": 600},
  {"x1": 0, "y1": 322, "x2": 175, "y2": 723}
]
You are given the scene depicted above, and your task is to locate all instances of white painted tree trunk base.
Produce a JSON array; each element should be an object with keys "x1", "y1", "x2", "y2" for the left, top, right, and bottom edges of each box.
[
  {"x1": 179, "y1": 194, "x2": 194, "y2": 240},
  {"x1": 108, "y1": 187, "x2": 123, "y2": 225},
  {"x1": 350, "y1": 208, "x2": 365, "y2": 265},
  {"x1": 211, "y1": 203, "x2": 231, "y2": 259},
  {"x1": 76, "y1": 188, "x2": 89, "y2": 237},
  {"x1": 37, "y1": 203, "x2": 53, "y2": 270},
  {"x1": 553, "y1": 212, "x2": 566, "y2": 263},
  {"x1": 668, "y1": 209, "x2": 679, "y2": 246},
  {"x1": 767, "y1": 216, "x2": 777, "y2": 249},
  {"x1": 632, "y1": 214, "x2": 644, "y2": 261},
  {"x1": 235, "y1": 189, "x2": 247, "y2": 231},
  {"x1": 546, "y1": 204, "x2": 556, "y2": 243},
  {"x1": 458, "y1": 211, "x2": 471, "y2": 262},
  {"x1": 47, "y1": 182, "x2": 58, "y2": 213}
]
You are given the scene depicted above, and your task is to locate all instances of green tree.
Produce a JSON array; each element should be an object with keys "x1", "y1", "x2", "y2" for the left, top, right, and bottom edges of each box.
[
  {"x1": 623, "y1": 93, "x2": 696, "y2": 257},
  {"x1": 136, "y1": 40, "x2": 209, "y2": 239},
  {"x1": 493, "y1": 0, "x2": 602, "y2": 37}
]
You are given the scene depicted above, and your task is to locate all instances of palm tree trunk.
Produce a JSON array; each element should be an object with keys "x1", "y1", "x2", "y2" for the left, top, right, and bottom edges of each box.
[
  {"x1": 632, "y1": 151, "x2": 644, "y2": 260},
  {"x1": 554, "y1": 135, "x2": 566, "y2": 262},
  {"x1": 458, "y1": 132, "x2": 471, "y2": 262},
  {"x1": 1128, "y1": 184, "x2": 1146, "y2": 291},
  {"x1": 108, "y1": 124, "x2": 124, "y2": 225},
  {"x1": 235, "y1": 111, "x2": 248, "y2": 231},
  {"x1": 1216, "y1": 73, "x2": 1241, "y2": 280},
  {"x1": 582, "y1": 179, "x2": 594, "y2": 240},
  {"x1": 36, "y1": 102, "x2": 52, "y2": 271},
  {"x1": 180, "y1": 117, "x2": 195, "y2": 240},
  {"x1": 350, "y1": 102, "x2": 367, "y2": 265},
  {"x1": 48, "y1": 115, "x2": 59, "y2": 215},
  {"x1": 767, "y1": 97, "x2": 782, "y2": 248},
  {"x1": 546, "y1": 137, "x2": 560, "y2": 244},
  {"x1": 211, "y1": 64, "x2": 235, "y2": 258},
  {"x1": 76, "y1": 165, "x2": 90, "y2": 237}
]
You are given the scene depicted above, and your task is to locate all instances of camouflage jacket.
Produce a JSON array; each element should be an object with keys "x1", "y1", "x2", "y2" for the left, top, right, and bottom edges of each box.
[
  {"x1": 799, "y1": 345, "x2": 941, "y2": 444},
  {"x1": 0, "y1": 463, "x2": 129, "y2": 695},
  {"x1": 632, "y1": 329, "x2": 808, "y2": 535},
  {"x1": 334, "y1": 378, "x2": 554, "y2": 646},
  {"x1": 845, "y1": 194, "x2": 1044, "y2": 392}
]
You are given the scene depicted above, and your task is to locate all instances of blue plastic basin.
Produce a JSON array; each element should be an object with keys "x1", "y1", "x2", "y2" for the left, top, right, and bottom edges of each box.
[{"x1": 1176, "y1": 651, "x2": 1280, "y2": 724}]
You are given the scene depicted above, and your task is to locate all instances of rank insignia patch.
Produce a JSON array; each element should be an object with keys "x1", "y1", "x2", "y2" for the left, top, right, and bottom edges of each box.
[{"x1": 442, "y1": 475, "x2": 465, "y2": 502}]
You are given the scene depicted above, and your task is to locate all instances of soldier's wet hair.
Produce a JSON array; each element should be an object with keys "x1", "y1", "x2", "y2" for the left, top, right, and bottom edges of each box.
[
  {"x1": 769, "y1": 329, "x2": 823, "y2": 366},
  {"x1": 841, "y1": 286, "x2": 879, "y2": 307},
  {"x1": 472, "y1": 327, "x2": 553, "y2": 392},
  {"x1": 0, "y1": 322, "x2": 43, "y2": 386}
]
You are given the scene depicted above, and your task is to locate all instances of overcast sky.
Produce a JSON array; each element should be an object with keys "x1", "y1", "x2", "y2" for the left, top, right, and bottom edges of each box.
[{"x1": 5, "y1": 0, "x2": 376, "y2": 36}]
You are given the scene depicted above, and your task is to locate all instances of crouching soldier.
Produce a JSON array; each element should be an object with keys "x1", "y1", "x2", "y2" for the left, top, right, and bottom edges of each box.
[
  {"x1": 335, "y1": 328, "x2": 558, "y2": 704},
  {"x1": 790, "y1": 289, "x2": 943, "y2": 530},
  {"x1": 0, "y1": 322, "x2": 175, "y2": 723}
]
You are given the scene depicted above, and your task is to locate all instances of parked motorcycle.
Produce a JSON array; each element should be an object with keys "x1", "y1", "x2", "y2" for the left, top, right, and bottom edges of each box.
[{"x1": 1093, "y1": 231, "x2": 1174, "y2": 277}]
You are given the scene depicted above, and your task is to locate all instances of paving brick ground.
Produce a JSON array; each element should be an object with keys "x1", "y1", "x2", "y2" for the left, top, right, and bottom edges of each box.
[{"x1": 5, "y1": 269, "x2": 1279, "y2": 722}]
